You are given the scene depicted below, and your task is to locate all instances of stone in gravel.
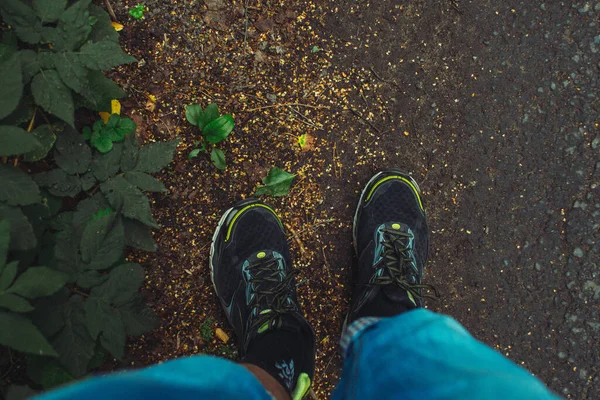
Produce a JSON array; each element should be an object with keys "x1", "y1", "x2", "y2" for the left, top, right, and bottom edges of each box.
[
  {"x1": 557, "y1": 351, "x2": 567, "y2": 359},
  {"x1": 535, "y1": 262, "x2": 542, "y2": 271},
  {"x1": 573, "y1": 248, "x2": 584, "y2": 258},
  {"x1": 592, "y1": 137, "x2": 600, "y2": 149}
]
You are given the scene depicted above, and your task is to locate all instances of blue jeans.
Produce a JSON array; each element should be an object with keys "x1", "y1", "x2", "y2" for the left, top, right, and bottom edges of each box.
[{"x1": 37, "y1": 309, "x2": 558, "y2": 400}]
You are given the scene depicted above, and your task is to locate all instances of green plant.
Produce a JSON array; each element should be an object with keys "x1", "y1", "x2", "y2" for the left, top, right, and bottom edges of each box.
[
  {"x1": 0, "y1": 2, "x2": 177, "y2": 390},
  {"x1": 0, "y1": 0, "x2": 136, "y2": 131},
  {"x1": 128, "y1": 4, "x2": 146, "y2": 20},
  {"x1": 186, "y1": 103, "x2": 235, "y2": 170},
  {"x1": 255, "y1": 167, "x2": 295, "y2": 196},
  {"x1": 0, "y1": 123, "x2": 178, "y2": 389},
  {"x1": 200, "y1": 317, "x2": 214, "y2": 342},
  {"x1": 82, "y1": 113, "x2": 136, "y2": 153}
]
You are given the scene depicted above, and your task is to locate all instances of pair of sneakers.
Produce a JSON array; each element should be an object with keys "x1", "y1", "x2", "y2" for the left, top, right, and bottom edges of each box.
[{"x1": 209, "y1": 170, "x2": 435, "y2": 399}]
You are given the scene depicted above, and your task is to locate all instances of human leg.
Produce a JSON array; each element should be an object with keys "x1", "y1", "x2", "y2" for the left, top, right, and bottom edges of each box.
[
  {"x1": 210, "y1": 199, "x2": 316, "y2": 399},
  {"x1": 332, "y1": 170, "x2": 558, "y2": 400}
]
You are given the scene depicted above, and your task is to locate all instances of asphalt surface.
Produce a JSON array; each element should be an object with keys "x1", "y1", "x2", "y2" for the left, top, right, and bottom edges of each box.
[{"x1": 323, "y1": 1, "x2": 599, "y2": 398}]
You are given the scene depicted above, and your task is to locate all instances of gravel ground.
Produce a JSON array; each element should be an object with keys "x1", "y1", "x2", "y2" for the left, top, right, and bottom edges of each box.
[
  {"x1": 322, "y1": 1, "x2": 599, "y2": 397},
  {"x1": 101, "y1": 0, "x2": 598, "y2": 398}
]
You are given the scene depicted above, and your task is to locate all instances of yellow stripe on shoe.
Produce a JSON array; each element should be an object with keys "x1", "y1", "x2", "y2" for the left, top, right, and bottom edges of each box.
[
  {"x1": 365, "y1": 175, "x2": 424, "y2": 212},
  {"x1": 291, "y1": 373, "x2": 312, "y2": 400},
  {"x1": 225, "y1": 203, "x2": 283, "y2": 242}
]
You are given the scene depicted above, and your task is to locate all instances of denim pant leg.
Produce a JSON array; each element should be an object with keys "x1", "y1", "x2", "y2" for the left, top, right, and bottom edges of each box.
[
  {"x1": 332, "y1": 309, "x2": 560, "y2": 400},
  {"x1": 35, "y1": 355, "x2": 271, "y2": 400}
]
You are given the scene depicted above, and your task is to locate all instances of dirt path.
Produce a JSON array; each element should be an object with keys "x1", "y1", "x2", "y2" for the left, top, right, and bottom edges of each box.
[{"x1": 111, "y1": 1, "x2": 599, "y2": 397}]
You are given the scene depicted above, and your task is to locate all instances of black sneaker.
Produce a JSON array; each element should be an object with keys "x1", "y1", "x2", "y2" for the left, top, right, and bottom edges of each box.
[
  {"x1": 210, "y1": 199, "x2": 315, "y2": 399},
  {"x1": 347, "y1": 170, "x2": 438, "y2": 324}
]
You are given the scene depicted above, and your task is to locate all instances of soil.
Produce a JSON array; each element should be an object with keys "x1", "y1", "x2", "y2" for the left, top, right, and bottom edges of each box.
[{"x1": 107, "y1": 0, "x2": 599, "y2": 398}]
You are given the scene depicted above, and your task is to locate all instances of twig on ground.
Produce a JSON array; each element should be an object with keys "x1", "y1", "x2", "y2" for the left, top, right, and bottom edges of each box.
[
  {"x1": 104, "y1": 0, "x2": 118, "y2": 21},
  {"x1": 244, "y1": 103, "x2": 330, "y2": 112},
  {"x1": 348, "y1": 107, "x2": 381, "y2": 133},
  {"x1": 243, "y1": 0, "x2": 250, "y2": 51},
  {"x1": 284, "y1": 222, "x2": 308, "y2": 258},
  {"x1": 288, "y1": 106, "x2": 321, "y2": 129}
]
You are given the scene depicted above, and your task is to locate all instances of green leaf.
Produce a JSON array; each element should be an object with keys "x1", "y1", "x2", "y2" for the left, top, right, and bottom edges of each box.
[
  {"x1": 199, "y1": 103, "x2": 219, "y2": 129},
  {"x1": 80, "y1": 213, "x2": 124, "y2": 270},
  {"x1": 81, "y1": 171, "x2": 96, "y2": 191},
  {"x1": 135, "y1": 139, "x2": 178, "y2": 173},
  {"x1": 91, "y1": 263, "x2": 145, "y2": 306},
  {"x1": 123, "y1": 218, "x2": 156, "y2": 252},
  {"x1": 119, "y1": 297, "x2": 158, "y2": 335},
  {"x1": 0, "y1": 163, "x2": 41, "y2": 206},
  {"x1": 79, "y1": 40, "x2": 137, "y2": 71},
  {"x1": 83, "y1": 70, "x2": 125, "y2": 112},
  {"x1": 120, "y1": 133, "x2": 139, "y2": 172},
  {"x1": 255, "y1": 167, "x2": 295, "y2": 197},
  {"x1": 51, "y1": 296, "x2": 95, "y2": 377},
  {"x1": 84, "y1": 263, "x2": 148, "y2": 358},
  {"x1": 33, "y1": 0, "x2": 68, "y2": 22},
  {"x1": 53, "y1": 227, "x2": 80, "y2": 281},
  {"x1": 31, "y1": 70, "x2": 74, "y2": 127},
  {"x1": 23, "y1": 125, "x2": 58, "y2": 162},
  {"x1": 0, "y1": 311, "x2": 57, "y2": 356},
  {"x1": 7, "y1": 266, "x2": 68, "y2": 299},
  {"x1": 76, "y1": 270, "x2": 107, "y2": 289},
  {"x1": 0, "y1": 219, "x2": 9, "y2": 266},
  {"x1": 83, "y1": 296, "x2": 126, "y2": 359},
  {"x1": 0, "y1": 54, "x2": 23, "y2": 119},
  {"x1": 48, "y1": 0, "x2": 93, "y2": 52},
  {"x1": 54, "y1": 126, "x2": 92, "y2": 174},
  {"x1": 185, "y1": 104, "x2": 202, "y2": 126},
  {"x1": 100, "y1": 176, "x2": 158, "y2": 228},
  {"x1": 188, "y1": 148, "x2": 202, "y2": 159},
  {"x1": 124, "y1": 171, "x2": 167, "y2": 192},
  {"x1": 115, "y1": 117, "x2": 136, "y2": 139},
  {"x1": 6, "y1": 385, "x2": 38, "y2": 400},
  {"x1": 0, "y1": 125, "x2": 41, "y2": 157},
  {"x1": 88, "y1": 5, "x2": 118, "y2": 43},
  {"x1": 86, "y1": 344, "x2": 108, "y2": 370},
  {"x1": 0, "y1": 0, "x2": 43, "y2": 44},
  {"x1": 54, "y1": 52, "x2": 88, "y2": 95},
  {"x1": 91, "y1": 129, "x2": 113, "y2": 153},
  {"x1": 91, "y1": 143, "x2": 122, "y2": 181},
  {"x1": 72, "y1": 193, "x2": 110, "y2": 232},
  {"x1": 0, "y1": 261, "x2": 18, "y2": 291},
  {"x1": 128, "y1": 4, "x2": 146, "y2": 20},
  {"x1": 210, "y1": 148, "x2": 226, "y2": 170},
  {"x1": 27, "y1": 357, "x2": 73, "y2": 389},
  {"x1": 0, "y1": 293, "x2": 34, "y2": 312},
  {"x1": 203, "y1": 114, "x2": 235, "y2": 144},
  {"x1": 30, "y1": 289, "x2": 68, "y2": 338},
  {"x1": 0, "y1": 205, "x2": 36, "y2": 251},
  {"x1": 35, "y1": 169, "x2": 81, "y2": 198}
]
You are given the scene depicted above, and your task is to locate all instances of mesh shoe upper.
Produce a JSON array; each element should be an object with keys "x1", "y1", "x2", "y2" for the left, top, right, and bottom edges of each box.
[{"x1": 349, "y1": 171, "x2": 432, "y2": 323}]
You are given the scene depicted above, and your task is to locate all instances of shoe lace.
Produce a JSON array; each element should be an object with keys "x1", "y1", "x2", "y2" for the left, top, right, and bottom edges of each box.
[
  {"x1": 370, "y1": 227, "x2": 440, "y2": 302},
  {"x1": 246, "y1": 256, "x2": 297, "y2": 333}
]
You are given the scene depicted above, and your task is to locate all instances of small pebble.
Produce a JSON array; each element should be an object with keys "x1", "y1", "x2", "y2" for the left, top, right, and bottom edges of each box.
[{"x1": 573, "y1": 247, "x2": 584, "y2": 258}]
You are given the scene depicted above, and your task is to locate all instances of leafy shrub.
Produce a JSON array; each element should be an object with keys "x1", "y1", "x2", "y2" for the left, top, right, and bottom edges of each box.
[
  {"x1": 0, "y1": 0, "x2": 136, "y2": 132},
  {"x1": 1, "y1": 124, "x2": 178, "y2": 388},
  {"x1": 186, "y1": 103, "x2": 235, "y2": 170},
  {"x1": 0, "y1": 0, "x2": 178, "y2": 392}
]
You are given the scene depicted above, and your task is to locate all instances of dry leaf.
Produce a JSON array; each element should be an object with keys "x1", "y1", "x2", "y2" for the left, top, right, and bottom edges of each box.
[
  {"x1": 298, "y1": 133, "x2": 315, "y2": 151},
  {"x1": 111, "y1": 22, "x2": 124, "y2": 31},
  {"x1": 98, "y1": 112, "x2": 110, "y2": 124},
  {"x1": 215, "y1": 328, "x2": 229, "y2": 343}
]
